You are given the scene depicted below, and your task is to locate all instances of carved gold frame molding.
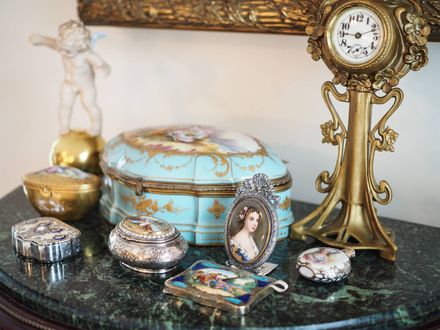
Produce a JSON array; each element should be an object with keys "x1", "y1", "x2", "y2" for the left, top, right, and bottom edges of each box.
[{"x1": 78, "y1": 0, "x2": 440, "y2": 41}]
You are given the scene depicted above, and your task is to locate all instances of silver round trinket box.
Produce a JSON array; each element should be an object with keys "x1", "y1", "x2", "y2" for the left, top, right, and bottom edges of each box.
[
  {"x1": 108, "y1": 216, "x2": 188, "y2": 273},
  {"x1": 296, "y1": 247, "x2": 355, "y2": 283}
]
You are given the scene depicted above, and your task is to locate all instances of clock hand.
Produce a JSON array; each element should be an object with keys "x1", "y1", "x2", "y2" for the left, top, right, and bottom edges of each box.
[
  {"x1": 344, "y1": 30, "x2": 377, "y2": 39},
  {"x1": 361, "y1": 29, "x2": 377, "y2": 35}
]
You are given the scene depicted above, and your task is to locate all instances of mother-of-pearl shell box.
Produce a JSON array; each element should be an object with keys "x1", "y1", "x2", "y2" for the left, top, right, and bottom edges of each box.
[{"x1": 100, "y1": 125, "x2": 293, "y2": 245}]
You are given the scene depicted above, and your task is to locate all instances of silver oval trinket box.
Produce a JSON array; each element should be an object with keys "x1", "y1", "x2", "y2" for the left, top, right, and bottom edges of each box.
[
  {"x1": 12, "y1": 217, "x2": 81, "y2": 263},
  {"x1": 108, "y1": 216, "x2": 188, "y2": 274},
  {"x1": 296, "y1": 247, "x2": 355, "y2": 283}
]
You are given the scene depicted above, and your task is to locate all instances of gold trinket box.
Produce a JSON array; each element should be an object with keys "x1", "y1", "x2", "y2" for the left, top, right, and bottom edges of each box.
[
  {"x1": 22, "y1": 166, "x2": 100, "y2": 221},
  {"x1": 108, "y1": 216, "x2": 188, "y2": 273}
]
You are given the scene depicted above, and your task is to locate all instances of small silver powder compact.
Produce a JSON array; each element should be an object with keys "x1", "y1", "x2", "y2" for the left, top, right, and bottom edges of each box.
[
  {"x1": 296, "y1": 247, "x2": 355, "y2": 283},
  {"x1": 12, "y1": 217, "x2": 81, "y2": 263},
  {"x1": 108, "y1": 216, "x2": 188, "y2": 274}
]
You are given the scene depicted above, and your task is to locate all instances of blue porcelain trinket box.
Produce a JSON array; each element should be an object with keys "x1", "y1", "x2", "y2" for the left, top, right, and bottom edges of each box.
[{"x1": 100, "y1": 125, "x2": 293, "y2": 245}]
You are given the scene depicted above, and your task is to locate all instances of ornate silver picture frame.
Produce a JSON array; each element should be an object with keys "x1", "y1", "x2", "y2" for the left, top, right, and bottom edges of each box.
[{"x1": 224, "y1": 173, "x2": 280, "y2": 274}]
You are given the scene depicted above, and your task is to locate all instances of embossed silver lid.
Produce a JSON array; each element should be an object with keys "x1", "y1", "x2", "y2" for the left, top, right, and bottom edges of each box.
[
  {"x1": 109, "y1": 215, "x2": 188, "y2": 273},
  {"x1": 11, "y1": 217, "x2": 81, "y2": 263},
  {"x1": 115, "y1": 216, "x2": 178, "y2": 243}
]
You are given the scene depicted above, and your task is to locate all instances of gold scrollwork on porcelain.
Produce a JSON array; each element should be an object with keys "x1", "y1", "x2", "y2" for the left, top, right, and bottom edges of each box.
[
  {"x1": 154, "y1": 156, "x2": 194, "y2": 172},
  {"x1": 107, "y1": 126, "x2": 272, "y2": 178},
  {"x1": 231, "y1": 155, "x2": 265, "y2": 173},
  {"x1": 120, "y1": 194, "x2": 186, "y2": 216},
  {"x1": 207, "y1": 200, "x2": 226, "y2": 220},
  {"x1": 205, "y1": 154, "x2": 230, "y2": 178},
  {"x1": 279, "y1": 196, "x2": 291, "y2": 211}
]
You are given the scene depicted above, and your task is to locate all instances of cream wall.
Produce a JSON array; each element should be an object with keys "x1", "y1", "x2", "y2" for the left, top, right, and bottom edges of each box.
[{"x1": 0, "y1": 1, "x2": 439, "y2": 227}]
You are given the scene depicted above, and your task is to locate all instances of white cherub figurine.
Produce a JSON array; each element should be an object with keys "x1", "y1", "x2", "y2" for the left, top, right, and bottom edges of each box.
[{"x1": 30, "y1": 20, "x2": 110, "y2": 136}]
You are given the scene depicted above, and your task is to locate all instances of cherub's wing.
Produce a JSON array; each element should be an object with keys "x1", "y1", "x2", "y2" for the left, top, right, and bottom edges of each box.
[{"x1": 91, "y1": 32, "x2": 107, "y2": 49}]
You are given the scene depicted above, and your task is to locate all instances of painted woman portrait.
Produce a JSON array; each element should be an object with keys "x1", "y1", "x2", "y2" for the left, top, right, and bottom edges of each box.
[
  {"x1": 303, "y1": 247, "x2": 341, "y2": 264},
  {"x1": 230, "y1": 206, "x2": 263, "y2": 262}
]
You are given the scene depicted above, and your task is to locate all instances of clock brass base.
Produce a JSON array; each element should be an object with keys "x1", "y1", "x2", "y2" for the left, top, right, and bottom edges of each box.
[
  {"x1": 290, "y1": 199, "x2": 397, "y2": 262},
  {"x1": 290, "y1": 83, "x2": 400, "y2": 262}
]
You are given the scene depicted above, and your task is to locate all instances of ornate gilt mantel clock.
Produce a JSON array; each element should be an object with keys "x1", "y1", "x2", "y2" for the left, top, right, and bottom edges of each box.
[{"x1": 290, "y1": 0, "x2": 430, "y2": 261}]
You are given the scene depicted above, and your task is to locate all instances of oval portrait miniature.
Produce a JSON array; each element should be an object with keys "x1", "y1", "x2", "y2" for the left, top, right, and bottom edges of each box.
[
  {"x1": 225, "y1": 173, "x2": 280, "y2": 273},
  {"x1": 229, "y1": 204, "x2": 269, "y2": 263}
]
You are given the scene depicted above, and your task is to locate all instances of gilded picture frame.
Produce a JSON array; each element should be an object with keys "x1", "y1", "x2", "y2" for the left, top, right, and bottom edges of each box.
[{"x1": 77, "y1": 0, "x2": 440, "y2": 41}]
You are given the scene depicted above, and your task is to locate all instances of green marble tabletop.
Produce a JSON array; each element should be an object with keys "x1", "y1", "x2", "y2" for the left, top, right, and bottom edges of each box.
[{"x1": 0, "y1": 188, "x2": 439, "y2": 329}]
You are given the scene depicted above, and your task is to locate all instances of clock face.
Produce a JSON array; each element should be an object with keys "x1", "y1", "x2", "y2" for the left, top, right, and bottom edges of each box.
[{"x1": 329, "y1": 6, "x2": 384, "y2": 65}]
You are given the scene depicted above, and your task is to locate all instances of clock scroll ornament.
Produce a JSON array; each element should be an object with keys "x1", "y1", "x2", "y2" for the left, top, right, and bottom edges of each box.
[{"x1": 291, "y1": 0, "x2": 430, "y2": 261}]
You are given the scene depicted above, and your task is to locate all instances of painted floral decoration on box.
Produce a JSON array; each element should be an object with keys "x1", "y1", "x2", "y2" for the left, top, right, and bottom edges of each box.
[{"x1": 100, "y1": 125, "x2": 293, "y2": 245}]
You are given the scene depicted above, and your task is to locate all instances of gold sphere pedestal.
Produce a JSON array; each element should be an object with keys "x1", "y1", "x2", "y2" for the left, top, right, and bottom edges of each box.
[{"x1": 50, "y1": 130, "x2": 105, "y2": 175}]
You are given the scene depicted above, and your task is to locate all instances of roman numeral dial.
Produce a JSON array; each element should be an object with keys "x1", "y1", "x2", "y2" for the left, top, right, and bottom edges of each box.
[{"x1": 329, "y1": 6, "x2": 384, "y2": 65}]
